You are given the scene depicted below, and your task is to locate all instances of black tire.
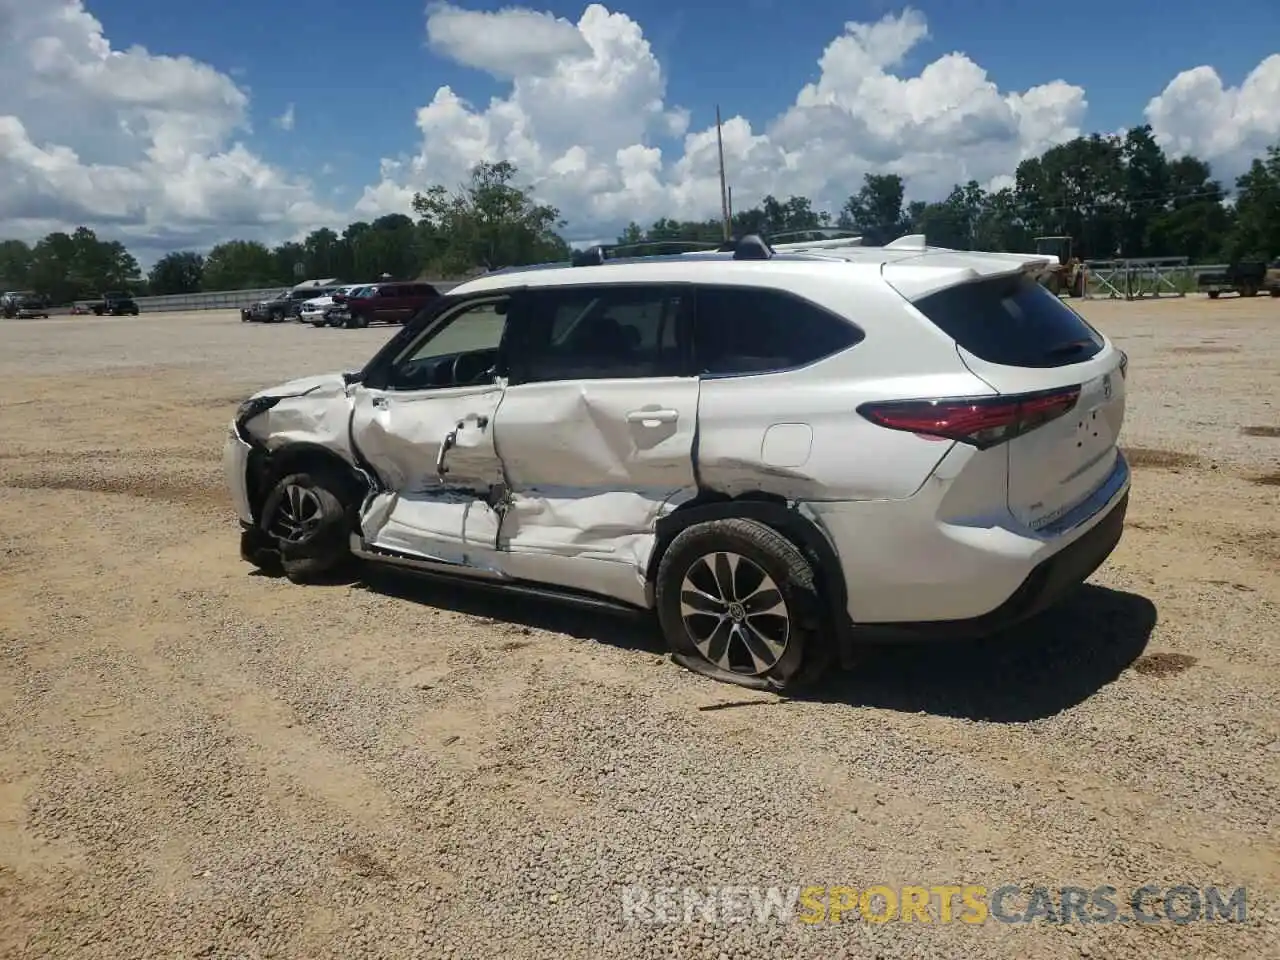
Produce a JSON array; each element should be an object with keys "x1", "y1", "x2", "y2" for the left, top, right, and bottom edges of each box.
[
  {"x1": 655, "y1": 517, "x2": 828, "y2": 693},
  {"x1": 1240, "y1": 284, "x2": 1258, "y2": 298},
  {"x1": 1269, "y1": 288, "x2": 1280, "y2": 298},
  {"x1": 1208, "y1": 290, "x2": 1220, "y2": 300},
  {"x1": 258, "y1": 467, "x2": 355, "y2": 583}
]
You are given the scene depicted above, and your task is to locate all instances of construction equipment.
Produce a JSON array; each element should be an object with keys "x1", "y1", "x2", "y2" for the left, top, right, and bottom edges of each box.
[{"x1": 1032, "y1": 236, "x2": 1085, "y2": 298}]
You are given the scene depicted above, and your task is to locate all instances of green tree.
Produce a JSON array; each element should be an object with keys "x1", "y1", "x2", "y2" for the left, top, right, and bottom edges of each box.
[
  {"x1": 411, "y1": 160, "x2": 568, "y2": 274},
  {"x1": 27, "y1": 232, "x2": 77, "y2": 301},
  {"x1": 0, "y1": 239, "x2": 33, "y2": 289},
  {"x1": 349, "y1": 214, "x2": 419, "y2": 280},
  {"x1": 302, "y1": 227, "x2": 348, "y2": 280},
  {"x1": 837, "y1": 174, "x2": 909, "y2": 245},
  {"x1": 1147, "y1": 156, "x2": 1230, "y2": 261},
  {"x1": 1226, "y1": 145, "x2": 1280, "y2": 261},
  {"x1": 272, "y1": 241, "x2": 306, "y2": 283},
  {"x1": 148, "y1": 251, "x2": 205, "y2": 295},
  {"x1": 202, "y1": 240, "x2": 278, "y2": 291}
]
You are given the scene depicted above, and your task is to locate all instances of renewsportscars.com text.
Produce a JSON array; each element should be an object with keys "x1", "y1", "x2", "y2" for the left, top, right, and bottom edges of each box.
[{"x1": 620, "y1": 884, "x2": 1248, "y2": 925}]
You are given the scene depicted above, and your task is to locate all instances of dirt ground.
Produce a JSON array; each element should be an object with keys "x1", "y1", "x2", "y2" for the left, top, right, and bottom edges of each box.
[{"x1": 0, "y1": 297, "x2": 1277, "y2": 960}]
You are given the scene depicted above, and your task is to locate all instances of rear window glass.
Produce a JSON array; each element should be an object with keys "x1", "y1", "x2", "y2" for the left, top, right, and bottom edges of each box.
[{"x1": 912, "y1": 273, "x2": 1104, "y2": 368}]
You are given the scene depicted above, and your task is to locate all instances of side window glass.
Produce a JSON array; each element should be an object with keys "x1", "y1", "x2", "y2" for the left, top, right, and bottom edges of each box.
[
  {"x1": 515, "y1": 286, "x2": 685, "y2": 384},
  {"x1": 694, "y1": 286, "x2": 862, "y2": 375},
  {"x1": 385, "y1": 298, "x2": 509, "y2": 391}
]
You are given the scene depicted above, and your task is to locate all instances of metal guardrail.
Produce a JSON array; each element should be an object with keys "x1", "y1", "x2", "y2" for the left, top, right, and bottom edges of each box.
[{"x1": 69, "y1": 281, "x2": 463, "y2": 314}]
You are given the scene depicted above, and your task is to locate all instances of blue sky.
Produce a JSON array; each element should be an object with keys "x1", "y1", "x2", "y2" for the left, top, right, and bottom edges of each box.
[
  {"x1": 90, "y1": 0, "x2": 1278, "y2": 187},
  {"x1": 2, "y1": 0, "x2": 1278, "y2": 253}
]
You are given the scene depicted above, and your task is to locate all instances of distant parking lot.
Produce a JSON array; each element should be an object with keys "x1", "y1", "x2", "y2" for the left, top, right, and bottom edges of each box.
[{"x1": 0, "y1": 299, "x2": 1277, "y2": 959}]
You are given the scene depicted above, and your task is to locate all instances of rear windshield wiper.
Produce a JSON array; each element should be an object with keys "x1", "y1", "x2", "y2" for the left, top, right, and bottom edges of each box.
[{"x1": 1042, "y1": 339, "x2": 1094, "y2": 361}]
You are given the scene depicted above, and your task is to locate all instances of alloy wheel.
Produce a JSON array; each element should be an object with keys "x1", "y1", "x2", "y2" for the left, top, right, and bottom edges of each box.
[
  {"x1": 268, "y1": 484, "x2": 324, "y2": 544},
  {"x1": 679, "y1": 551, "x2": 790, "y2": 675}
]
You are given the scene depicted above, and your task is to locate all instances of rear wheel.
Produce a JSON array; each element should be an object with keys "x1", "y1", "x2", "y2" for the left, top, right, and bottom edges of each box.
[
  {"x1": 1208, "y1": 290, "x2": 1220, "y2": 299},
  {"x1": 259, "y1": 467, "x2": 355, "y2": 583},
  {"x1": 655, "y1": 518, "x2": 828, "y2": 693},
  {"x1": 1270, "y1": 288, "x2": 1280, "y2": 298},
  {"x1": 1240, "y1": 284, "x2": 1258, "y2": 298}
]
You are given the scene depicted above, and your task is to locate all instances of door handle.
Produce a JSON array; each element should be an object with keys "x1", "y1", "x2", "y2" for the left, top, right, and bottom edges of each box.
[
  {"x1": 626, "y1": 408, "x2": 678, "y2": 425},
  {"x1": 436, "y1": 429, "x2": 457, "y2": 478}
]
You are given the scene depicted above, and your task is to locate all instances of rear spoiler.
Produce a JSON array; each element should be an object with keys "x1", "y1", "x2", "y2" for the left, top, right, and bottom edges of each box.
[{"x1": 882, "y1": 250, "x2": 1059, "y2": 301}]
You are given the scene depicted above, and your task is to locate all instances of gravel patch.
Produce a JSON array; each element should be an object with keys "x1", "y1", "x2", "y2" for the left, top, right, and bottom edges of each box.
[{"x1": 0, "y1": 297, "x2": 1276, "y2": 958}]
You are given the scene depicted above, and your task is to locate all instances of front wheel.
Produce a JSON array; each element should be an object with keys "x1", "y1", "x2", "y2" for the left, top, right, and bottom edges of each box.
[
  {"x1": 259, "y1": 468, "x2": 355, "y2": 583},
  {"x1": 655, "y1": 518, "x2": 828, "y2": 692}
]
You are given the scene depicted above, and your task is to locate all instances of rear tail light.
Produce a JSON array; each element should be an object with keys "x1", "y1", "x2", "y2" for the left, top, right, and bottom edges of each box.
[{"x1": 858, "y1": 386, "x2": 1081, "y2": 450}]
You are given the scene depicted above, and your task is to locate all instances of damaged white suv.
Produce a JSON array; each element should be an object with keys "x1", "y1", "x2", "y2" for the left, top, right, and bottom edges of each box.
[{"x1": 224, "y1": 234, "x2": 1130, "y2": 691}]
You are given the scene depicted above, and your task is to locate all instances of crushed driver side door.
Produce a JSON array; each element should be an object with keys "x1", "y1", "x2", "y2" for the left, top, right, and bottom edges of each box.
[{"x1": 349, "y1": 294, "x2": 513, "y2": 569}]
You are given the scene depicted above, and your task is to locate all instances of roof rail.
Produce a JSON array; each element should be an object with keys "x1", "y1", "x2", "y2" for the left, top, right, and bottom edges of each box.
[
  {"x1": 571, "y1": 239, "x2": 721, "y2": 266},
  {"x1": 570, "y1": 235, "x2": 776, "y2": 265},
  {"x1": 766, "y1": 227, "x2": 861, "y2": 245}
]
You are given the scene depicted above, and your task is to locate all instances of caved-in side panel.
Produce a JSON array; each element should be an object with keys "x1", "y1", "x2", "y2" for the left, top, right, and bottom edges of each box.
[
  {"x1": 350, "y1": 384, "x2": 506, "y2": 564},
  {"x1": 362, "y1": 489, "x2": 504, "y2": 569},
  {"x1": 494, "y1": 379, "x2": 700, "y2": 487},
  {"x1": 350, "y1": 385, "x2": 506, "y2": 493},
  {"x1": 492, "y1": 379, "x2": 700, "y2": 562},
  {"x1": 498, "y1": 487, "x2": 690, "y2": 565}
]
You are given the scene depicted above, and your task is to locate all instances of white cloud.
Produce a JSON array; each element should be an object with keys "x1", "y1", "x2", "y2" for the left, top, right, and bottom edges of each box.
[
  {"x1": 0, "y1": 0, "x2": 336, "y2": 254},
  {"x1": 358, "y1": 4, "x2": 1089, "y2": 239},
  {"x1": 425, "y1": 1, "x2": 590, "y2": 78},
  {"x1": 6, "y1": 1, "x2": 1277, "y2": 256},
  {"x1": 275, "y1": 103, "x2": 296, "y2": 132},
  {"x1": 1145, "y1": 54, "x2": 1280, "y2": 182}
]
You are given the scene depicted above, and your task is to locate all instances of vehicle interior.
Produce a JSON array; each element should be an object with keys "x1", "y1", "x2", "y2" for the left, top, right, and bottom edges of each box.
[{"x1": 382, "y1": 300, "x2": 509, "y2": 390}]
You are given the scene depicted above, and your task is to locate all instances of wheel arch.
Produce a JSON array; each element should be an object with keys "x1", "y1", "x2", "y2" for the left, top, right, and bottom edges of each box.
[
  {"x1": 646, "y1": 491, "x2": 857, "y2": 667},
  {"x1": 248, "y1": 441, "x2": 368, "y2": 523}
]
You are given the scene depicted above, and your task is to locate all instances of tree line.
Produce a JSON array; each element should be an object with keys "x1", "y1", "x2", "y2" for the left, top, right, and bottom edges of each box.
[{"x1": 0, "y1": 128, "x2": 1276, "y2": 302}]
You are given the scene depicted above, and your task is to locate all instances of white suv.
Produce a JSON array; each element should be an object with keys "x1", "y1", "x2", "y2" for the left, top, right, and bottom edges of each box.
[{"x1": 223, "y1": 234, "x2": 1130, "y2": 691}]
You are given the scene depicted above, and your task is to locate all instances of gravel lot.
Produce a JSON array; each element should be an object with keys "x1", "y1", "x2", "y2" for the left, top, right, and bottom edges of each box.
[{"x1": 1, "y1": 298, "x2": 1277, "y2": 959}]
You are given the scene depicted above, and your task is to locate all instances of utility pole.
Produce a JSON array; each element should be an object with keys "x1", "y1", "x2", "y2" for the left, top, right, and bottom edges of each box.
[{"x1": 715, "y1": 105, "x2": 731, "y2": 241}]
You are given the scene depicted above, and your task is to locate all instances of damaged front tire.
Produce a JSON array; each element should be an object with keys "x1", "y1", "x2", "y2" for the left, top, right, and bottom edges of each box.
[
  {"x1": 259, "y1": 468, "x2": 355, "y2": 583},
  {"x1": 655, "y1": 518, "x2": 829, "y2": 693}
]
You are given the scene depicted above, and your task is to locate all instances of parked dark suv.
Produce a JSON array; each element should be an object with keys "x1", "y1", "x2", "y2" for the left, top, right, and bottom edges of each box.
[
  {"x1": 327, "y1": 282, "x2": 440, "y2": 328},
  {"x1": 244, "y1": 287, "x2": 342, "y2": 323}
]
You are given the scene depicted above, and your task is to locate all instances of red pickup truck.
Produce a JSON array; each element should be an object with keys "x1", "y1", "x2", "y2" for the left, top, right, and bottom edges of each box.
[{"x1": 329, "y1": 281, "x2": 440, "y2": 328}]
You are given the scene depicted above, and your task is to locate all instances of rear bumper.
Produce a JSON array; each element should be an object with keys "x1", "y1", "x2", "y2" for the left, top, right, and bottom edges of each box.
[
  {"x1": 854, "y1": 490, "x2": 1128, "y2": 641},
  {"x1": 808, "y1": 450, "x2": 1129, "y2": 631}
]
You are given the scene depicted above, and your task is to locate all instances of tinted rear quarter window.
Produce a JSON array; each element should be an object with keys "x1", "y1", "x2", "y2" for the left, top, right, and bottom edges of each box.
[
  {"x1": 512, "y1": 285, "x2": 686, "y2": 383},
  {"x1": 693, "y1": 285, "x2": 863, "y2": 375},
  {"x1": 912, "y1": 273, "x2": 1103, "y2": 368}
]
